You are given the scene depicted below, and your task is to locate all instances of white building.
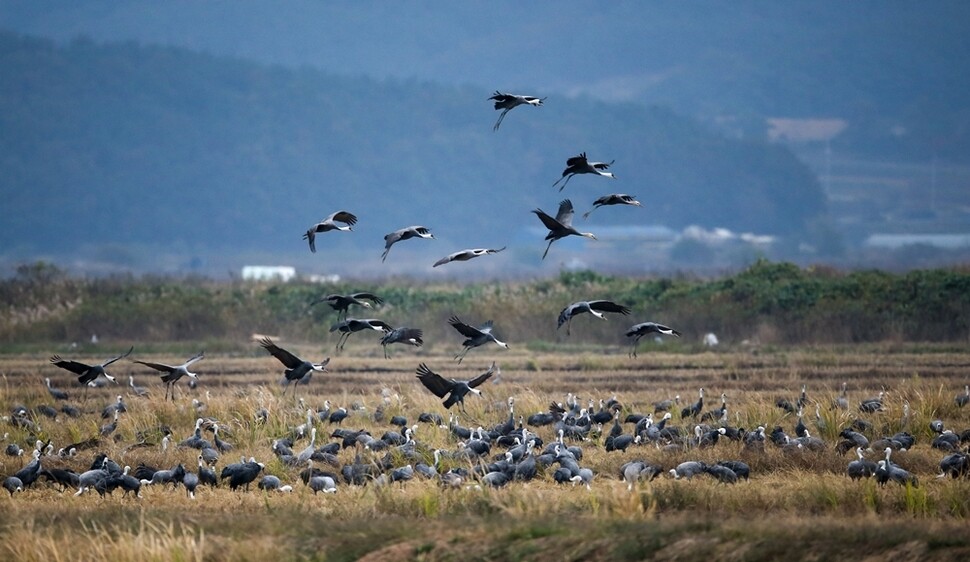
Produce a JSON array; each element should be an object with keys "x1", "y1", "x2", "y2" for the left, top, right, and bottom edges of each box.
[{"x1": 241, "y1": 265, "x2": 297, "y2": 282}]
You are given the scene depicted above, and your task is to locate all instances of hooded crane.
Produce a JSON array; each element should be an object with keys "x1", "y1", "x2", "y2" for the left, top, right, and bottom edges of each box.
[
  {"x1": 625, "y1": 322, "x2": 681, "y2": 358},
  {"x1": 582, "y1": 194, "x2": 642, "y2": 219},
  {"x1": 488, "y1": 91, "x2": 544, "y2": 131},
  {"x1": 259, "y1": 338, "x2": 330, "y2": 395},
  {"x1": 379, "y1": 326, "x2": 424, "y2": 358},
  {"x1": 448, "y1": 315, "x2": 509, "y2": 363},
  {"x1": 44, "y1": 378, "x2": 69, "y2": 401},
  {"x1": 310, "y1": 292, "x2": 384, "y2": 320},
  {"x1": 557, "y1": 300, "x2": 631, "y2": 336},
  {"x1": 303, "y1": 210, "x2": 357, "y2": 253},
  {"x1": 415, "y1": 362, "x2": 496, "y2": 413},
  {"x1": 433, "y1": 247, "x2": 506, "y2": 267},
  {"x1": 329, "y1": 318, "x2": 393, "y2": 352},
  {"x1": 859, "y1": 392, "x2": 885, "y2": 413},
  {"x1": 956, "y1": 385, "x2": 969, "y2": 408},
  {"x1": 552, "y1": 152, "x2": 615, "y2": 191},
  {"x1": 49, "y1": 346, "x2": 133, "y2": 387},
  {"x1": 532, "y1": 199, "x2": 596, "y2": 260},
  {"x1": 381, "y1": 225, "x2": 434, "y2": 263},
  {"x1": 132, "y1": 351, "x2": 204, "y2": 401}
]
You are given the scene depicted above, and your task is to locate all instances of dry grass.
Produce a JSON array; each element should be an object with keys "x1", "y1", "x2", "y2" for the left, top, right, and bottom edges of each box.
[{"x1": 2, "y1": 345, "x2": 970, "y2": 560}]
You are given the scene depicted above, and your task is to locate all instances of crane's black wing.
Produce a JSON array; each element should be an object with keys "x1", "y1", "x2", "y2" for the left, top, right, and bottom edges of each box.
[
  {"x1": 415, "y1": 364, "x2": 453, "y2": 398},
  {"x1": 101, "y1": 346, "x2": 134, "y2": 367},
  {"x1": 353, "y1": 319, "x2": 393, "y2": 332},
  {"x1": 626, "y1": 322, "x2": 681, "y2": 338},
  {"x1": 565, "y1": 153, "x2": 588, "y2": 167},
  {"x1": 259, "y1": 338, "x2": 303, "y2": 369},
  {"x1": 309, "y1": 294, "x2": 339, "y2": 307},
  {"x1": 588, "y1": 300, "x2": 631, "y2": 315},
  {"x1": 350, "y1": 292, "x2": 383, "y2": 305},
  {"x1": 383, "y1": 328, "x2": 424, "y2": 346},
  {"x1": 328, "y1": 210, "x2": 358, "y2": 226},
  {"x1": 329, "y1": 320, "x2": 351, "y2": 333},
  {"x1": 448, "y1": 316, "x2": 484, "y2": 338},
  {"x1": 49, "y1": 356, "x2": 92, "y2": 375},
  {"x1": 133, "y1": 360, "x2": 176, "y2": 373},
  {"x1": 532, "y1": 208, "x2": 563, "y2": 232},
  {"x1": 467, "y1": 362, "x2": 497, "y2": 388}
]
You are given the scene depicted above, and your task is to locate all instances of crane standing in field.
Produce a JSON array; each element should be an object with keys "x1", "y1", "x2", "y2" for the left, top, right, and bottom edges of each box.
[
  {"x1": 532, "y1": 199, "x2": 596, "y2": 260},
  {"x1": 133, "y1": 351, "x2": 205, "y2": 401},
  {"x1": 489, "y1": 91, "x2": 545, "y2": 131},
  {"x1": 45, "y1": 378, "x2": 69, "y2": 401}
]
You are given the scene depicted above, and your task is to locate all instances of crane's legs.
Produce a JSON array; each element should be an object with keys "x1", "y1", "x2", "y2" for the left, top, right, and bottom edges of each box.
[
  {"x1": 493, "y1": 108, "x2": 511, "y2": 131},
  {"x1": 542, "y1": 240, "x2": 555, "y2": 260}
]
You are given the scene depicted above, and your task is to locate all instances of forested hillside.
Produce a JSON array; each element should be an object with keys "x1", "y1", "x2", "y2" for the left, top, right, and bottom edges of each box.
[
  {"x1": 4, "y1": 1, "x2": 968, "y2": 164},
  {"x1": 0, "y1": 31, "x2": 827, "y2": 275}
]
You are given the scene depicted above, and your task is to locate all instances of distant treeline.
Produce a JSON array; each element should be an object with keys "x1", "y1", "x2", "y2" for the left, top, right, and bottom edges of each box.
[{"x1": 2, "y1": 260, "x2": 968, "y2": 350}]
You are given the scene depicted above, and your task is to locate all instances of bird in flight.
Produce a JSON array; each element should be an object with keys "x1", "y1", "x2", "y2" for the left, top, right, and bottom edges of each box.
[
  {"x1": 532, "y1": 199, "x2": 596, "y2": 260},
  {"x1": 258, "y1": 338, "x2": 329, "y2": 395},
  {"x1": 625, "y1": 322, "x2": 681, "y2": 358},
  {"x1": 433, "y1": 247, "x2": 506, "y2": 267},
  {"x1": 489, "y1": 91, "x2": 545, "y2": 131},
  {"x1": 415, "y1": 362, "x2": 497, "y2": 412},
  {"x1": 448, "y1": 315, "x2": 509, "y2": 364},
  {"x1": 382, "y1": 225, "x2": 434, "y2": 262},
  {"x1": 379, "y1": 326, "x2": 424, "y2": 359},
  {"x1": 558, "y1": 300, "x2": 631, "y2": 335},
  {"x1": 582, "y1": 194, "x2": 641, "y2": 219},
  {"x1": 329, "y1": 318, "x2": 393, "y2": 352},
  {"x1": 303, "y1": 211, "x2": 357, "y2": 253},
  {"x1": 310, "y1": 292, "x2": 384, "y2": 320},
  {"x1": 133, "y1": 351, "x2": 205, "y2": 401},
  {"x1": 49, "y1": 346, "x2": 133, "y2": 386},
  {"x1": 552, "y1": 152, "x2": 616, "y2": 191}
]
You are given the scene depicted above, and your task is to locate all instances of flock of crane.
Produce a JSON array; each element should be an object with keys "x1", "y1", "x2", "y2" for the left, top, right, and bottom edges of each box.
[
  {"x1": 4, "y1": 360, "x2": 970, "y2": 499},
  {"x1": 3, "y1": 92, "x2": 969, "y2": 502}
]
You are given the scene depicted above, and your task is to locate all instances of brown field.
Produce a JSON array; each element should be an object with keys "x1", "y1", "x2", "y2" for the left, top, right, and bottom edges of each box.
[{"x1": 2, "y1": 343, "x2": 970, "y2": 561}]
